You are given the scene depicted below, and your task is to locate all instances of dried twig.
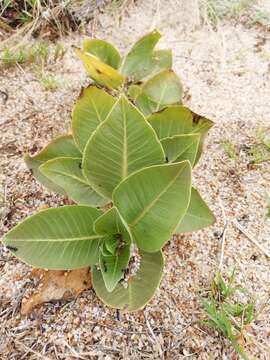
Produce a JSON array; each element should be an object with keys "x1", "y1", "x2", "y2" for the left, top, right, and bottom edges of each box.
[
  {"x1": 232, "y1": 219, "x2": 270, "y2": 258},
  {"x1": 12, "y1": 338, "x2": 52, "y2": 360},
  {"x1": 218, "y1": 198, "x2": 228, "y2": 270}
]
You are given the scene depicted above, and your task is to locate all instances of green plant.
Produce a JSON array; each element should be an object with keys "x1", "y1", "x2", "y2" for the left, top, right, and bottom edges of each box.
[
  {"x1": 201, "y1": 271, "x2": 256, "y2": 360},
  {"x1": 0, "y1": 41, "x2": 50, "y2": 68},
  {"x1": 202, "y1": 0, "x2": 254, "y2": 26},
  {"x1": 249, "y1": 127, "x2": 270, "y2": 164},
  {"x1": 1, "y1": 31, "x2": 215, "y2": 311},
  {"x1": 221, "y1": 140, "x2": 238, "y2": 160},
  {"x1": 35, "y1": 68, "x2": 60, "y2": 91},
  {"x1": 248, "y1": 8, "x2": 270, "y2": 29}
]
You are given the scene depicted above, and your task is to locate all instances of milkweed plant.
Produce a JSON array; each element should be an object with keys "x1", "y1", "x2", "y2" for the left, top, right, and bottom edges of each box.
[{"x1": 2, "y1": 31, "x2": 215, "y2": 311}]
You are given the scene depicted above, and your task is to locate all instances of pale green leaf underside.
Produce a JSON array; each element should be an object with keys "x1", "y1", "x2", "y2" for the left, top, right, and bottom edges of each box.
[
  {"x1": 161, "y1": 134, "x2": 200, "y2": 167},
  {"x1": 147, "y1": 107, "x2": 214, "y2": 165},
  {"x1": 176, "y1": 188, "x2": 215, "y2": 233},
  {"x1": 2, "y1": 206, "x2": 103, "y2": 269},
  {"x1": 72, "y1": 86, "x2": 116, "y2": 152},
  {"x1": 74, "y1": 47, "x2": 125, "y2": 89},
  {"x1": 24, "y1": 134, "x2": 81, "y2": 194},
  {"x1": 128, "y1": 86, "x2": 162, "y2": 116},
  {"x1": 113, "y1": 162, "x2": 192, "y2": 252},
  {"x1": 40, "y1": 157, "x2": 107, "y2": 206},
  {"x1": 128, "y1": 70, "x2": 183, "y2": 116},
  {"x1": 147, "y1": 106, "x2": 193, "y2": 139},
  {"x1": 120, "y1": 30, "x2": 161, "y2": 81},
  {"x1": 99, "y1": 243, "x2": 130, "y2": 292},
  {"x1": 191, "y1": 113, "x2": 214, "y2": 164},
  {"x1": 83, "y1": 38, "x2": 121, "y2": 69},
  {"x1": 142, "y1": 70, "x2": 183, "y2": 106},
  {"x1": 151, "y1": 49, "x2": 172, "y2": 76},
  {"x1": 83, "y1": 95, "x2": 165, "y2": 198},
  {"x1": 25, "y1": 154, "x2": 65, "y2": 195},
  {"x1": 93, "y1": 250, "x2": 164, "y2": 311}
]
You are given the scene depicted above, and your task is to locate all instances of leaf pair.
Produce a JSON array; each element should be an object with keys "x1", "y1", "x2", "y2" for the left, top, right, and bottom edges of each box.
[
  {"x1": 74, "y1": 38, "x2": 124, "y2": 89},
  {"x1": 25, "y1": 134, "x2": 106, "y2": 207},
  {"x1": 94, "y1": 207, "x2": 131, "y2": 292},
  {"x1": 94, "y1": 208, "x2": 164, "y2": 310},
  {"x1": 148, "y1": 105, "x2": 214, "y2": 166},
  {"x1": 74, "y1": 31, "x2": 173, "y2": 91},
  {"x1": 74, "y1": 31, "x2": 179, "y2": 116},
  {"x1": 128, "y1": 70, "x2": 183, "y2": 116}
]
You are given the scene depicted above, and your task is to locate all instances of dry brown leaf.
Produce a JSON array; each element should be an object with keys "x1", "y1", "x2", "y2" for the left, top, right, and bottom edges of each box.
[{"x1": 21, "y1": 267, "x2": 92, "y2": 315}]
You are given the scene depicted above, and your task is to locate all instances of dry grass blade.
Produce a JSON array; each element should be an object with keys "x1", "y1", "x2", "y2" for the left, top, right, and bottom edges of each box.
[{"x1": 232, "y1": 220, "x2": 270, "y2": 258}]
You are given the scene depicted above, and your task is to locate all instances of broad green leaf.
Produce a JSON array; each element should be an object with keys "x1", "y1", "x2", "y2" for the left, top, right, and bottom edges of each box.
[
  {"x1": 124, "y1": 48, "x2": 172, "y2": 82},
  {"x1": 40, "y1": 157, "x2": 107, "y2": 206},
  {"x1": 151, "y1": 49, "x2": 172, "y2": 75},
  {"x1": 93, "y1": 250, "x2": 164, "y2": 311},
  {"x1": 176, "y1": 188, "x2": 215, "y2": 233},
  {"x1": 147, "y1": 106, "x2": 193, "y2": 139},
  {"x1": 142, "y1": 70, "x2": 182, "y2": 106},
  {"x1": 83, "y1": 39, "x2": 121, "y2": 69},
  {"x1": 72, "y1": 86, "x2": 116, "y2": 152},
  {"x1": 147, "y1": 107, "x2": 214, "y2": 164},
  {"x1": 161, "y1": 134, "x2": 200, "y2": 167},
  {"x1": 191, "y1": 113, "x2": 214, "y2": 164},
  {"x1": 74, "y1": 47, "x2": 125, "y2": 89},
  {"x1": 24, "y1": 134, "x2": 81, "y2": 194},
  {"x1": 99, "y1": 242, "x2": 130, "y2": 292},
  {"x1": 83, "y1": 95, "x2": 165, "y2": 198},
  {"x1": 25, "y1": 155, "x2": 65, "y2": 195},
  {"x1": 121, "y1": 30, "x2": 161, "y2": 81},
  {"x1": 2, "y1": 206, "x2": 103, "y2": 270},
  {"x1": 129, "y1": 71, "x2": 183, "y2": 116},
  {"x1": 128, "y1": 85, "x2": 160, "y2": 116},
  {"x1": 113, "y1": 162, "x2": 192, "y2": 252}
]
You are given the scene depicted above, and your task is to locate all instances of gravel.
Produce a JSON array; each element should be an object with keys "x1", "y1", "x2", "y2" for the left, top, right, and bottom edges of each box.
[{"x1": 0, "y1": 0, "x2": 270, "y2": 358}]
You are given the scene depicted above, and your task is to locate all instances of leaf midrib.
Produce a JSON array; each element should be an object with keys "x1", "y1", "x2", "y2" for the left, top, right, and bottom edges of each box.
[
  {"x1": 121, "y1": 100, "x2": 128, "y2": 179},
  {"x1": 6, "y1": 235, "x2": 104, "y2": 242},
  {"x1": 129, "y1": 165, "x2": 186, "y2": 227},
  {"x1": 43, "y1": 167, "x2": 90, "y2": 187}
]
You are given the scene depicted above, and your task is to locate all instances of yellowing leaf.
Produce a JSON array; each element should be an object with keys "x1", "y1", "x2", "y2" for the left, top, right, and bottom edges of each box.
[
  {"x1": 83, "y1": 38, "x2": 121, "y2": 69},
  {"x1": 74, "y1": 47, "x2": 125, "y2": 89}
]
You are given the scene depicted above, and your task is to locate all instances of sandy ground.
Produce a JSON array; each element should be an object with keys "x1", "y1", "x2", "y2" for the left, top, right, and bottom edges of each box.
[{"x1": 0, "y1": 0, "x2": 270, "y2": 359}]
